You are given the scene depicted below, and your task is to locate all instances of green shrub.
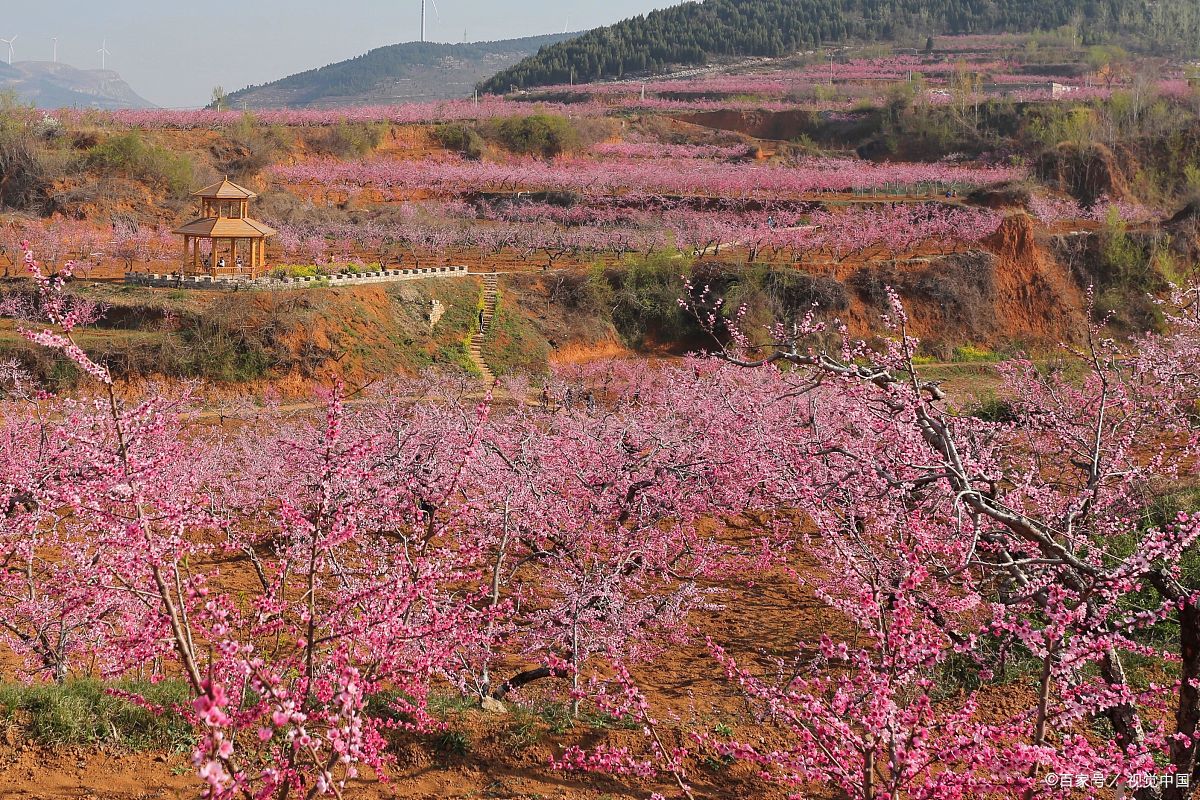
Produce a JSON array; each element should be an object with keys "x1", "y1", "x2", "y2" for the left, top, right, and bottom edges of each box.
[
  {"x1": 966, "y1": 392, "x2": 1019, "y2": 422},
  {"x1": 723, "y1": 264, "x2": 850, "y2": 315},
  {"x1": 85, "y1": 132, "x2": 194, "y2": 196},
  {"x1": 1185, "y1": 163, "x2": 1200, "y2": 202},
  {"x1": 0, "y1": 91, "x2": 52, "y2": 211},
  {"x1": 1100, "y1": 209, "x2": 1156, "y2": 292},
  {"x1": 267, "y1": 263, "x2": 382, "y2": 280},
  {"x1": 436, "y1": 340, "x2": 476, "y2": 374},
  {"x1": 608, "y1": 252, "x2": 700, "y2": 346},
  {"x1": 268, "y1": 264, "x2": 320, "y2": 279},
  {"x1": 490, "y1": 114, "x2": 579, "y2": 158},
  {"x1": 1025, "y1": 106, "x2": 1099, "y2": 150},
  {"x1": 0, "y1": 678, "x2": 193, "y2": 751},
  {"x1": 433, "y1": 123, "x2": 485, "y2": 159},
  {"x1": 556, "y1": 264, "x2": 614, "y2": 313},
  {"x1": 179, "y1": 311, "x2": 276, "y2": 381},
  {"x1": 309, "y1": 121, "x2": 386, "y2": 158},
  {"x1": 432, "y1": 729, "x2": 471, "y2": 756},
  {"x1": 225, "y1": 112, "x2": 293, "y2": 179}
]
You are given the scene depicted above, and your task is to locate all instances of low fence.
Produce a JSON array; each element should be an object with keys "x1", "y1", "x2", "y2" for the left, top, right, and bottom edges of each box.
[{"x1": 125, "y1": 265, "x2": 471, "y2": 290}]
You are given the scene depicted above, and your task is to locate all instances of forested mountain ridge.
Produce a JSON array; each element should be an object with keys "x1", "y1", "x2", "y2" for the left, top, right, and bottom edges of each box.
[
  {"x1": 225, "y1": 33, "x2": 578, "y2": 108},
  {"x1": 478, "y1": 0, "x2": 1200, "y2": 93}
]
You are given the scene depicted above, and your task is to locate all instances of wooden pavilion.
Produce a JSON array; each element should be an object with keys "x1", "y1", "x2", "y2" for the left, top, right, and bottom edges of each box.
[{"x1": 173, "y1": 178, "x2": 276, "y2": 278}]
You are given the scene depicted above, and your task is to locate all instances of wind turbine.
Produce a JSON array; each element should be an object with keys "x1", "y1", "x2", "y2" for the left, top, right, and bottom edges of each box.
[
  {"x1": 1, "y1": 35, "x2": 17, "y2": 66},
  {"x1": 420, "y1": 0, "x2": 440, "y2": 42},
  {"x1": 563, "y1": 16, "x2": 569, "y2": 34},
  {"x1": 50, "y1": 36, "x2": 57, "y2": 63},
  {"x1": 97, "y1": 38, "x2": 110, "y2": 69}
]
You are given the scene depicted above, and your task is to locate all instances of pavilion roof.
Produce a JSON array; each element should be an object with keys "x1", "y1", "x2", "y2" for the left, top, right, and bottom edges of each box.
[
  {"x1": 172, "y1": 216, "x2": 277, "y2": 237},
  {"x1": 191, "y1": 177, "x2": 258, "y2": 200}
]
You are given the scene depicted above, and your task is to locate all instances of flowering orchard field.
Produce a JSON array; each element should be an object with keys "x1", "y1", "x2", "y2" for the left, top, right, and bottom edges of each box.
[
  {"x1": 0, "y1": 201, "x2": 1012, "y2": 277},
  {"x1": 257, "y1": 202, "x2": 1009, "y2": 269},
  {"x1": 5, "y1": 222, "x2": 1200, "y2": 799},
  {"x1": 270, "y1": 155, "x2": 1023, "y2": 199},
  {"x1": 3, "y1": 145, "x2": 1141, "y2": 277},
  {"x1": 0, "y1": 139, "x2": 1050, "y2": 276},
  {"x1": 259, "y1": 146, "x2": 1032, "y2": 269}
]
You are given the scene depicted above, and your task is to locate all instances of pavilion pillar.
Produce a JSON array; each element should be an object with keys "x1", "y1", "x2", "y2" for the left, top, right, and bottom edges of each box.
[
  {"x1": 192, "y1": 237, "x2": 199, "y2": 274},
  {"x1": 181, "y1": 236, "x2": 188, "y2": 278}
]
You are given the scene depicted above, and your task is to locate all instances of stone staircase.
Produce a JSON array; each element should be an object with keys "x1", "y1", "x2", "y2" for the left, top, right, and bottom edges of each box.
[{"x1": 467, "y1": 273, "x2": 498, "y2": 383}]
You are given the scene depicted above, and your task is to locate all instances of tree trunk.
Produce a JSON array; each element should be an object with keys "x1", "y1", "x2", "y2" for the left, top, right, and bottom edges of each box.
[
  {"x1": 1101, "y1": 649, "x2": 1161, "y2": 800},
  {"x1": 1166, "y1": 603, "x2": 1200, "y2": 800},
  {"x1": 862, "y1": 747, "x2": 875, "y2": 800},
  {"x1": 489, "y1": 665, "x2": 567, "y2": 700}
]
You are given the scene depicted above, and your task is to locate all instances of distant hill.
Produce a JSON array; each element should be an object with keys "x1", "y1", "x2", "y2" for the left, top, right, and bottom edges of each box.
[
  {"x1": 479, "y1": 0, "x2": 1200, "y2": 93},
  {"x1": 0, "y1": 61, "x2": 155, "y2": 109},
  {"x1": 225, "y1": 33, "x2": 579, "y2": 109}
]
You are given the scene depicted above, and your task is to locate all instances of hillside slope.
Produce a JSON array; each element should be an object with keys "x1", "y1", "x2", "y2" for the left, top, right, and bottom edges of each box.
[
  {"x1": 226, "y1": 33, "x2": 578, "y2": 108},
  {"x1": 0, "y1": 61, "x2": 154, "y2": 110},
  {"x1": 479, "y1": 0, "x2": 1200, "y2": 93}
]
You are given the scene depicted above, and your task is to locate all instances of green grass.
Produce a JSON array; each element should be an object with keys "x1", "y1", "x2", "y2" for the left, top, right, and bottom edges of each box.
[
  {"x1": 1, "y1": 275, "x2": 489, "y2": 386},
  {"x1": 423, "y1": 692, "x2": 473, "y2": 759},
  {"x1": 481, "y1": 292, "x2": 551, "y2": 377},
  {"x1": 432, "y1": 728, "x2": 471, "y2": 756},
  {"x1": 0, "y1": 678, "x2": 194, "y2": 751},
  {"x1": 266, "y1": 263, "x2": 386, "y2": 279},
  {"x1": 503, "y1": 706, "x2": 545, "y2": 751},
  {"x1": 963, "y1": 391, "x2": 1018, "y2": 423},
  {"x1": 0, "y1": 323, "x2": 189, "y2": 389},
  {"x1": 498, "y1": 697, "x2": 642, "y2": 752},
  {"x1": 951, "y1": 344, "x2": 1001, "y2": 363},
  {"x1": 413, "y1": 277, "x2": 484, "y2": 376},
  {"x1": 441, "y1": 340, "x2": 479, "y2": 375},
  {"x1": 366, "y1": 689, "x2": 476, "y2": 761}
]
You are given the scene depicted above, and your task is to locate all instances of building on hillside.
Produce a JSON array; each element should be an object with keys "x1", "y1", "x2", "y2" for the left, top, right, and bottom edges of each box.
[{"x1": 173, "y1": 178, "x2": 276, "y2": 279}]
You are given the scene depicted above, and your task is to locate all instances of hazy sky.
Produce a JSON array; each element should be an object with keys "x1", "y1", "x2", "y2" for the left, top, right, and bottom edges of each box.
[{"x1": 3, "y1": 1, "x2": 681, "y2": 108}]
